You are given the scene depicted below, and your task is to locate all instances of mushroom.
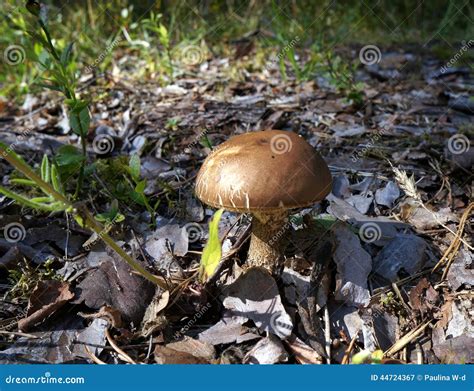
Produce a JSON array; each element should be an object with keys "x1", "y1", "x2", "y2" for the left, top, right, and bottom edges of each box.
[{"x1": 195, "y1": 130, "x2": 332, "y2": 275}]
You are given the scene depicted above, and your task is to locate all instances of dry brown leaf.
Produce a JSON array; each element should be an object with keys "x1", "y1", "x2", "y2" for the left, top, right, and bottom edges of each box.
[
  {"x1": 18, "y1": 280, "x2": 74, "y2": 332},
  {"x1": 154, "y1": 336, "x2": 215, "y2": 364},
  {"x1": 285, "y1": 335, "x2": 324, "y2": 364}
]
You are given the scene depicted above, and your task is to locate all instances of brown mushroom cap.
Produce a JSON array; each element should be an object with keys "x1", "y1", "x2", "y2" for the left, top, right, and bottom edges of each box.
[{"x1": 195, "y1": 130, "x2": 332, "y2": 212}]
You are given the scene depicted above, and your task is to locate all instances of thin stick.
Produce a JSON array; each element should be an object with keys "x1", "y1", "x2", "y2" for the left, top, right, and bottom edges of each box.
[
  {"x1": 391, "y1": 282, "x2": 411, "y2": 312},
  {"x1": 341, "y1": 332, "x2": 359, "y2": 364},
  {"x1": 105, "y1": 329, "x2": 136, "y2": 364},
  {"x1": 324, "y1": 305, "x2": 331, "y2": 363},
  {"x1": 385, "y1": 321, "x2": 430, "y2": 356},
  {"x1": 415, "y1": 342, "x2": 423, "y2": 364},
  {"x1": 0, "y1": 330, "x2": 39, "y2": 339},
  {"x1": 84, "y1": 345, "x2": 107, "y2": 365},
  {"x1": 433, "y1": 202, "x2": 473, "y2": 279}
]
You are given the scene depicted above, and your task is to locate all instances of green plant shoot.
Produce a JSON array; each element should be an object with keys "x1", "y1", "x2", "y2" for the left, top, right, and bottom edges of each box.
[
  {"x1": 199, "y1": 209, "x2": 224, "y2": 283},
  {"x1": 351, "y1": 349, "x2": 384, "y2": 364}
]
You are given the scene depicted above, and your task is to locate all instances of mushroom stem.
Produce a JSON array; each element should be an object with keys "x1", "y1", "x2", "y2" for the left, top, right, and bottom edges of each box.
[{"x1": 246, "y1": 211, "x2": 289, "y2": 275}]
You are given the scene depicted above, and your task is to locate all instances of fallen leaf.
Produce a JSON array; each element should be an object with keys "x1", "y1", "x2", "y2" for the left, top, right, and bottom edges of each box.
[
  {"x1": 243, "y1": 335, "x2": 288, "y2": 364},
  {"x1": 333, "y1": 225, "x2": 371, "y2": 307},
  {"x1": 445, "y1": 301, "x2": 474, "y2": 339},
  {"x1": 223, "y1": 267, "x2": 293, "y2": 339},
  {"x1": 346, "y1": 192, "x2": 374, "y2": 215},
  {"x1": 447, "y1": 248, "x2": 473, "y2": 291},
  {"x1": 198, "y1": 313, "x2": 259, "y2": 345},
  {"x1": 73, "y1": 249, "x2": 155, "y2": 326},
  {"x1": 18, "y1": 280, "x2": 74, "y2": 332},
  {"x1": 375, "y1": 181, "x2": 400, "y2": 208},
  {"x1": 1, "y1": 315, "x2": 107, "y2": 364},
  {"x1": 404, "y1": 205, "x2": 458, "y2": 230},
  {"x1": 373, "y1": 234, "x2": 427, "y2": 282},
  {"x1": 154, "y1": 337, "x2": 215, "y2": 364},
  {"x1": 285, "y1": 335, "x2": 324, "y2": 364},
  {"x1": 140, "y1": 289, "x2": 169, "y2": 337},
  {"x1": 432, "y1": 326, "x2": 473, "y2": 363}
]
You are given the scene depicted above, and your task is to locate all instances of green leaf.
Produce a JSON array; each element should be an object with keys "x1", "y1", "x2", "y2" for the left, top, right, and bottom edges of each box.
[
  {"x1": 351, "y1": 350, "x2": 373, "y2": 364},
  {"x1": 55, "y1": 145, "x2": 85, "y2": 179},
  {"x1": 49, "y1": 68, "x2": 69, "y2": 86},
  {"x1": 0, "y1": 186, "x2": 64, "y2": 212},
  {"x1": 371, "y1": 350, "x2": 384, "y2": 364},
  {"x1": 31, "y1": 196, "x2": 54, "y2": 202},
  {"x1": 312, "y1": 215, "x2": 337, "y2": 230},
  {"x1": 134, "y1": 180, "x2": 146, "y2": 194},
  {"x1": 66, "y1": 99, "x2": 89, "y2": 112},
  {"x1": 74, "y1": 213, "x2": 85, "y2": 227},
  {"x1": 10, "y1": 178, "x2": 36, "y2": 186},
  {"x1": 56, "y1": 145, "x2": 84, "y2": 166},
  {"x1": 95, "y1": 199, "x2": 124, "y2": 223},
  {"x1": 158, "y1": 24, "x2": 169, "y2": 47},
  {"x1": 199, "y1": 209, "x2": 224, "y2": 283},
  {"x1": 41, "y1": 154, "x2": 50, "y2": 183},
  {"x1": 60, "y1": 42, "x2": 74, "y2": 67},
  {"x1": 129, "y1": 154, "x2": 141, "y2": 181},
  {"x1": 200, "y1": 134, "x2": 212, "y2": 149},
  {"x1": 37, "y1": 51, "x2": 51, "y2": 70},
  {"x1": 69, "y1": 106, "x2": 90, "y2": 136},
  {"x1": 36, "y1": 82, "x2": 63, "y2": 92},
  {"x1": 51, "y1": 164, "x2": 63, "y2": 193}
]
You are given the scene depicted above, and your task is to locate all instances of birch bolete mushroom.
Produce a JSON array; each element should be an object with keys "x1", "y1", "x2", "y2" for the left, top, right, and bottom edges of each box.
[{"x1": 195, "y1": 130, "x2": 332, "y2": 275}]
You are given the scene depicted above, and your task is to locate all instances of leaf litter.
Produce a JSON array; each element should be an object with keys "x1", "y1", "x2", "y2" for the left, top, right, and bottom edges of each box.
[{"x1": 0, "y1": 42, "x2": 473, "y2": 364}]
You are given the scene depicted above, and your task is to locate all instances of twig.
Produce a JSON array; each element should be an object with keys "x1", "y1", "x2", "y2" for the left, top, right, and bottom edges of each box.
[
  {"x1": 432, "y1": 202, "x2": 473, "y2": 279},
  {"x1": 0, "y1": 330, "x2": 39, "y2": 339},
  {"x1": 105, "y1": 329, "x2": 136, "y2": 364},
  {"x1": 391, "y1": 282, "x2": 411, "y2": 312},
  {"x1": 341, "y1": 331, "x2": 359, "y2": 364},
  {"x1": 385, "y1": 321, "x2": 431, "y2": 356},
  {"x1": 146, "y1": 335, "x2": 154, "y2": 361},
  {"x1": 372, "y1": 270, "x2": 430, "y2": 298},
  {"x1": 324, "y1": 305, "x2": 331, "y2": 363},
  {"x1": 415, "y1": 342, "x2": 423, "y2": 364},
  {"x1": 84, "y1": 345, "x2": 107, "y2": 365}
]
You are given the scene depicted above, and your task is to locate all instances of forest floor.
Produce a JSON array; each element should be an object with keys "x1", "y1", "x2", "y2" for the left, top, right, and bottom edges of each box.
[{"x1": 0, "y1": 43, "x2": 473, "y2": 364}]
